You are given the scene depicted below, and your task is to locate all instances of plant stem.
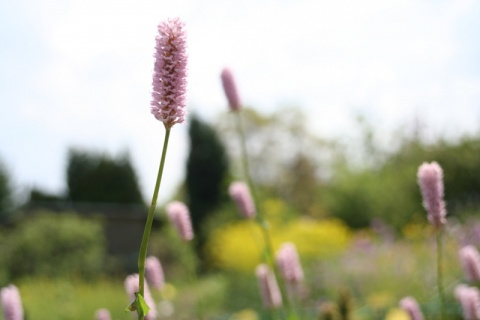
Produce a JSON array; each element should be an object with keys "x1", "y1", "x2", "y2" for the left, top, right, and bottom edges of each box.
[
  {"x1": 234, "y1": 112, "x2": 296, "y2": 320},
  {"x1": 185, "y1": 242, "x2": 205, "y2": 320},
  {"x1": 436, "y1": 228, "x2": 446, "y2": 320},
  {"x1": 137, "y1": 127, "x2": 171, "y2": 320}
]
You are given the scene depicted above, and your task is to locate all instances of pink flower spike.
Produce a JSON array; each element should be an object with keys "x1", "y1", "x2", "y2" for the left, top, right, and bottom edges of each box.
[
  {"x1": 460, "y1": 245, "x2": 480, "y2": 283},
  {"x1": 0, "y1": 285, "x2": 23, "y2": 320},
  {"x1": 255, "y1": 264, "x2": 282, "y2": 309},
  {"x1": 124, "y1": 273, "x2": 157, "y2": 320},
  {"x1": 455, "y1": 285, "x2": 480, "y2": 320},
  {"x1": 95, "y1": 308, "x2": 111, "y2": 320},
  {"x1": 399, "y1": 296, "x2": 424, "y2": 320},
  {"x1": 151, "y1": 18, "x2": 188, "y2": 128},
  {"x1": 145, "y1": 256, "x2": 165, "y2": 290},
  {"x1": 166, "y1": 201, "x2": 194, "y2": 241},
  {"x1": 221, "y1": 68, "x2": 242, "y2": 111},
  {"x1": 417, "y1": 162, "x2": 447, "y2": 227},
  {"x1": 276, "y1": 242, "x2": 304, "y2": 285},
  {"x1": 229, "y1": 181, "x2": 255, "y2": 218}
]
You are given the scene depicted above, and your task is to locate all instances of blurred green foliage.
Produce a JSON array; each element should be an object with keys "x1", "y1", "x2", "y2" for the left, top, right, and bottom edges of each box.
[
  {"x1": 216, "y1": 107, "x2": 328, "y2": 213},
  {"x1": 0, "y1": 212, "x2": 106, "y2": 281},
  {"x1": 324, "y1": 134, "x2": 480, "y2": 229},
  {"x1": 0, "y1": 158, "x2": 13, "y2": 223},
  {"x1": 15, "y1": 277, "x2": 131, "y2": 320},
  {"x1": 0, "y1": 224, "x2": 468, "y2": 320},
  {"x1": 216, "y1": 108, "x2": 480, "y2": 230},
  {"x1": 66, "y1": 149, "x2": 144, "y2": 204},
  {"x1": 185, "y1": 115, "x2": 230, "y2": 266}
]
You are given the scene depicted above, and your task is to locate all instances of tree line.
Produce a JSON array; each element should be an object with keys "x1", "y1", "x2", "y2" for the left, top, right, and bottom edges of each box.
[{"x1": 1, "y1": 108, "x2": 480, "y2": 233}]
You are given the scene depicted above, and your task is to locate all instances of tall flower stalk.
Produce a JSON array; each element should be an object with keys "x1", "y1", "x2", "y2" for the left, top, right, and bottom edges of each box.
[
  {"x1": 221, "y1": 67, "x2": 296, "y2": 320},
  {"x1": 128, "y1": 18, "x2": 187, "y2": 320},
  {"x1": 417, "y1": 161, "x2": 447, "y2": 320}
]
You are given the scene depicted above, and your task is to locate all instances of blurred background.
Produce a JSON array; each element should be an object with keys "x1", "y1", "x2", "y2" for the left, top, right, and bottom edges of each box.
[{"x1": 1, "y1": 0, "x2": 480, "y2": 319}]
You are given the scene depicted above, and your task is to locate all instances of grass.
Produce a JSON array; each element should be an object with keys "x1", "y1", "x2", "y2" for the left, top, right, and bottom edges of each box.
[
  {"x1": 11, "y1": 274, "x2": 230, "y2": 320},
  {"x1": 16, "y1": 277, "x2": 130, "y2": 320}
]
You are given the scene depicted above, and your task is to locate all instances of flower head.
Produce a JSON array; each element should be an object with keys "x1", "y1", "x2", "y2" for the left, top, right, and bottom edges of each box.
[
  {"x1": 460, "y1": 245, "x2": 480, "y2": 283},
  {"x1": 417, "y1": 162, "x2": 446, "y2": 227},
  {"x1": 124, "y1": 273, "x2": 157, "y2": 320},
  {"x1": 399, "y1": 296, "x2": 424, "y2": 320},
  {"x1": 255, "y1": 264, "x2": 282, "y2": 309},
  {"x1": 145, "y1": 256, "x2": 165, "y2": 290},
  {"x1": 276, "y1": 242, "x2": 304, "y2": 285},
  {"x1": 229, "y1": 181, "x2": 255, "y2": 218},
  {"x1": 455, "y1": 284, "x2": 480, "y2": 320},
  {"x1": 151, "y1": 18, "x2": 188, "y2": 128},
  {"x1": 166, "y1": 201, "x2": 194, "y2": 241},
  {"x1": 0, "y1": 285, "x2": 23, "y2": 320},
  {"x1": 221, "y1": 68, "x2": 242, "y2": 111},
  {"x1": 95, "y1": 308, "x2": 111, "y2": 320}
]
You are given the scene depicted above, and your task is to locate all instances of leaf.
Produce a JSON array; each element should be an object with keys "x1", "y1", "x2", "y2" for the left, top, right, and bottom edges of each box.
[
  {"x1": 125, "y1": 301, "x2": 137, "y2": 313},
  {"x1": 135, "y1": 292, "x2": 151, "y2": 318},
  {"x1": 125, "y1": 292, "x2": 151, "y2": 318}
]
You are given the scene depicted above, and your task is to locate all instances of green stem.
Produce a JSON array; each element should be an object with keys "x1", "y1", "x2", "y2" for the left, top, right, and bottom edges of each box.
[
  {"x1": 436, "y1": 228, "x2": 446, "y2": 320},
  {"x1": 137, "y1": 127, "x2": 171, "y2": 320},
  {"x1": 184, "y1": 242, "x2": 205, "y2": 320},
  {"x1": 234, "y1": 112, "x2": 296, "y2": 320}
]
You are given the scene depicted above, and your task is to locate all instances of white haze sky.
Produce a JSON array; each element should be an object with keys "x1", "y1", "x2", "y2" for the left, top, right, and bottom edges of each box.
[{"x1": 1, "y1": 0, "x2": 480, "y2": 203}]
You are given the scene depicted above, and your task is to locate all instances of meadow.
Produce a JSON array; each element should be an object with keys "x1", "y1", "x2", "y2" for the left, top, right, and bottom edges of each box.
[{"x1": 1, "y1": 217, "x2": 475, "y2": 320}]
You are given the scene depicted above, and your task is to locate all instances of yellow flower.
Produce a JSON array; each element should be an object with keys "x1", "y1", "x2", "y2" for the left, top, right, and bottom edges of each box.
[
  {"x1": 230, "y1": 309, "x2": 258, "y2": 320},
  {"x1": 206, "y1": 216, "x2": 351, "y2": 272},
  {"x1": 385, "y1": 307, "x2": 410, "y2": 320}
]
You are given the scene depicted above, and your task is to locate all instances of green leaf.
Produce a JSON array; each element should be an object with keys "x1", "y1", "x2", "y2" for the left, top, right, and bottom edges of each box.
[
  {"x1": 125, "y1": 301, "x2": 137, "y2": 313},
  {"x1": 125, "y1": 292, "x2": 151, "y2": 318},
  {"x1": 136, "y1": 292, "x2": 151, "y2": 318}
]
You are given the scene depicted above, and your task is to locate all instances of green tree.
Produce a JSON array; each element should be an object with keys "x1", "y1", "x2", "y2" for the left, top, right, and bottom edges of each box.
[
  {"x1": 216, "y1": 107, "x2": 328, "y2": 216},
  {"x1": 0, "y1": 159, "x2": 13, "y2": 223},
  {"x1": 185, "y1": 115, "x2": 229, "y2": 259},
  {"x1": 28, "y1": 187, "x2": 64, "y2": 203},
  {"x1": 324, "y1": 127, "x2": 480, "y2": 230},
  {"x1": 66, "y1": 149, "x2": 144, "y2": 204}
]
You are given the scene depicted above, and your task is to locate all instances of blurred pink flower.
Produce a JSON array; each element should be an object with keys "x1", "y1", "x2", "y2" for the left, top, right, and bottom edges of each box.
[
  {"x1": 417, "y1": 162, "x2": 446, "y2": 227},
  {"x1": 221, "y1": 68, "x2": 241, "y2": 111},
  {"x1": 399, "y1": 296, "x2": 424, "y2": 320},
  {"x1": 0, "y1": 285, "x2": 23, "y2": 320},
  {"x1": 228, "y1": 181, "x2": 255, "y2": 218},
  {"x1": 455, "y1": 284, "x2": 480, "y2": 320},
  {"x1": 255, "y1": 264, "x2": 282, "y2": 309},
  {"x1": 166, "y1": 201, "x2": 194, "y2": 241},
  {"x1": 145, "y1": 256, "x2": 165, "y2": 290},
  {"x1": 94, "y1": 308, "x2": 111, "y2": 320},
  {"x1": 124, "y1": 273, "x2": 157, "y2": 320},
  {"x1": 151, "y1": 18, "x2": 188, "y2": 128},
  {"x1": 276, "y1": 242, "x2": 304, "y2": 285},
  {"x1": 460, "y1": 245, "x2": 480, "y2": 283}
]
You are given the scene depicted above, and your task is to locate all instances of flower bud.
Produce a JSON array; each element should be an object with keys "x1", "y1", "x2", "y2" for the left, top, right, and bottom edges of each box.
[
  {"x1": 166, "y1": 201, "x2": 194, "y2": 241},
  {"x1": 221, "y1": 68, "x2": 242, "y2": 111},
  {"x1": 417, "y1": 162, "x2": 446, "y2": 227},
  {"x1": 255, "y1": 264, "x2": 282, "y2": 309},
  {"x1": 229, "y1": 181, "x2": 255, "y2": 218},
  {"x1": 151, "y1": 18, "x2": 188, "y2": 128}
]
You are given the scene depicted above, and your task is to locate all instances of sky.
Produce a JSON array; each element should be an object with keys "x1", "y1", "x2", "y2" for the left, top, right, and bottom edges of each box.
[{"x1": 1, "y1": 0, "x2": 480, "y2": 204}]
